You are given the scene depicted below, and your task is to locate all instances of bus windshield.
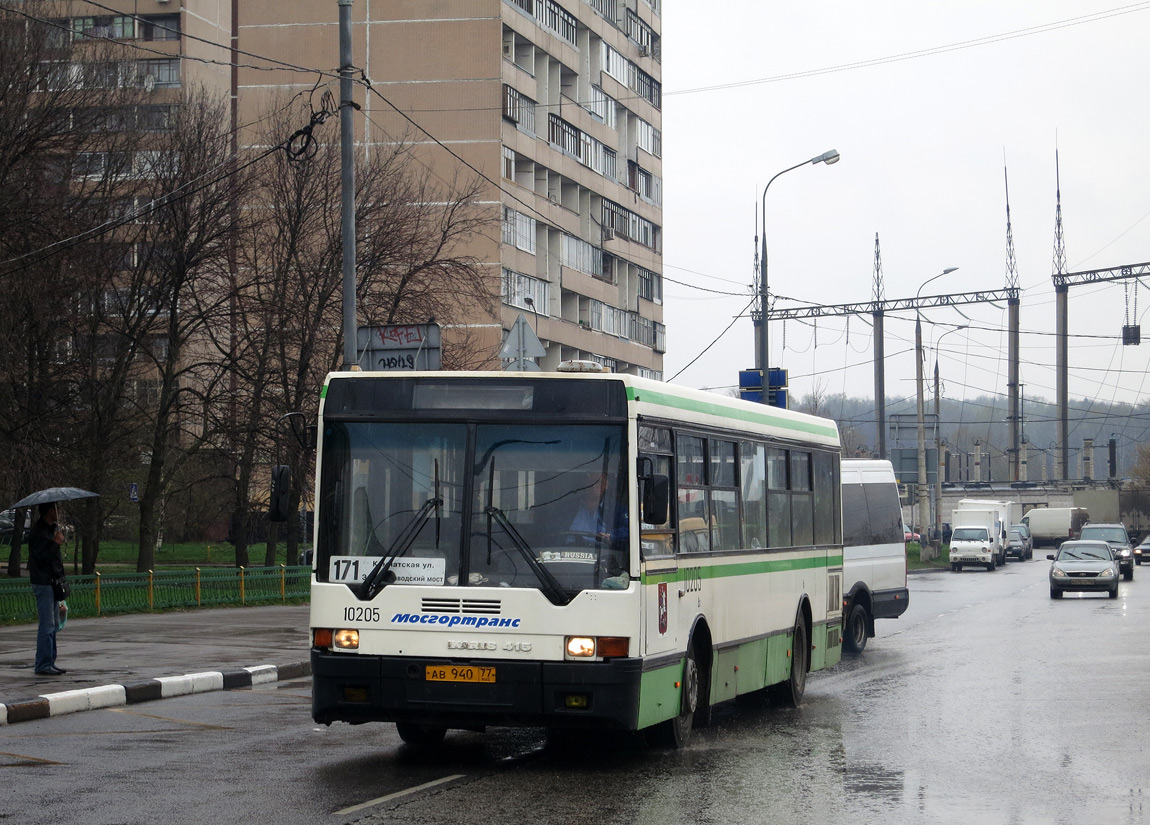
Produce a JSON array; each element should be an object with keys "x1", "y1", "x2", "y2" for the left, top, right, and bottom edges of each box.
[{"x1": 317, "y1": 421, "x2": 628, "y2": 595}]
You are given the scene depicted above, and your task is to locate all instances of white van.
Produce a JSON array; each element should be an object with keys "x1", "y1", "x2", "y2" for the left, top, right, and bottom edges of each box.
[{"x1": 841, "y1": 459, "x2": 909, "y2": 655}]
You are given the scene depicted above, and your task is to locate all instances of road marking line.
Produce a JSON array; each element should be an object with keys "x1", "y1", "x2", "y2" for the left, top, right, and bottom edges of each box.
[{"x1": 333, "y1": 774, "x2": 466, "y2": 815}]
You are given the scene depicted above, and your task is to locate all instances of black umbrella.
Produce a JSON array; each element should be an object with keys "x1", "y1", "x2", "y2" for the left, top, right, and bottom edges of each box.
[{"x1": 9, "y1": 487, "x2": 100, "y2": 510}]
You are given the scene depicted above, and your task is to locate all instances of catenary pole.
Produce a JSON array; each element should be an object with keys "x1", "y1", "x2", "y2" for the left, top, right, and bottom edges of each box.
[{"x1": 339, "y1": 0, "x2": 358, "y2": 370}]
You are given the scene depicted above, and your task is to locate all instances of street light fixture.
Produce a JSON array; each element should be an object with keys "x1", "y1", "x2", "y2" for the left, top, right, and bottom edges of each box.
[
  {"x1": 915, "y1": 267, "x2": 958, "y2": 558},
  {"x1": 756, "y1": 149, "x2": 841, "y2": 404}
]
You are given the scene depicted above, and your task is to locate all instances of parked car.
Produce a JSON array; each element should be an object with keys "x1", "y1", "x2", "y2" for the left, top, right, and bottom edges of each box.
[
  {"x1": 1005, "y1": 528, "x2": 1030, "y2": 561},
  {"x1": 1009, "y1": 522, "x2": 1033, "y2": 558},
  {"x1": 1048, "y1": 540, "x2": 1119, "y2": 599},
  {"x1": 1078, "y1": 522, "x2": 1134, "y2": 581},
  {"x1": 0, "y1": 509, "x2": 30, "y2": 546},
  {"x1": 904, "y1": 528, "x2": 920, "y2": 544}
]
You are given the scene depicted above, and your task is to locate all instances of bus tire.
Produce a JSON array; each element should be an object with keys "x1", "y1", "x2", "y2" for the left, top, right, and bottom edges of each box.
[
  {"x1": 395, "y1": 722, "x2": 447, "y2": 747},
  {"x1": 773, "y1": 614, "x2": 808, "y2": 708},
  {"x1": 646, "y1": 639, "x2": 700, "y2": 749},
  {"x1": 843, "y1": 602, "x2": 868, "y2": 656}
]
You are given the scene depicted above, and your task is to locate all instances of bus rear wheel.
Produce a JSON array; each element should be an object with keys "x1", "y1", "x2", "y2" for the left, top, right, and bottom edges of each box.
[
  {"x1": 772, "y1": 614, "x2": 808, "y2": 707},
  {"x1": 395, "y1": 722, "x2": 447, "y2": 747},
  {"x1": 646, "y1": 640, "x2": 699, "y2": 749},
  {"x1": 843, "y1": 602, "x2": 868, "y2": 656}
]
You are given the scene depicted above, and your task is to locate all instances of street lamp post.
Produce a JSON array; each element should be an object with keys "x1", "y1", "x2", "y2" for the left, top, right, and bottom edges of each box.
[
  {"x1": 915, "y1": 267, "x2": 958, "y2": 559},
  {"x1": 756, "y1": 149, "x2": 840, "y2": 404},
  {"x1": 932, "y1": 324, "x2": 967, "y2": 549}
]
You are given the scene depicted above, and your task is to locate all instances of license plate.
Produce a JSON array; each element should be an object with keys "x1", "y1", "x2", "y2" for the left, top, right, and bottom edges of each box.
[{"x1": 425, "y1": 665, "x2": 496, "y2": 683}]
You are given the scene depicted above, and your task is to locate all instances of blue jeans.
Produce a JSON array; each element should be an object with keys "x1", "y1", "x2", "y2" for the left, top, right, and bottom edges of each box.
[{"x1": 33, "y1": 584, "x2": 59, "y2": 672}]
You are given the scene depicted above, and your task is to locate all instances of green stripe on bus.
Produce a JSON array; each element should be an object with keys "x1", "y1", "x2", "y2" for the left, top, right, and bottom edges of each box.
[
  {"x1": 641, "y1": 553, "x2": 842, "y2": 585},
  {"x1": 625, "y1": 386, "x2": 838, "y2": 439}
]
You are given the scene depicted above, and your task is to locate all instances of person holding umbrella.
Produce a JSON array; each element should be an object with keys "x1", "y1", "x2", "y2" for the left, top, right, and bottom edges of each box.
[{"x1": 27, "y1": 501, "x2": 69, "y2": 675}]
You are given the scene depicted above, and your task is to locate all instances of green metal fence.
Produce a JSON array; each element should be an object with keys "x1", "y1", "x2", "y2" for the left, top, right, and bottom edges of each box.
[{"x1": 0, "y1": 566, "x2": 312, "y2": 624}]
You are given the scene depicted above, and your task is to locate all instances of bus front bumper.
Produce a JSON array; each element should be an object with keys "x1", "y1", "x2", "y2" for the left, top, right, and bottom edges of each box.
[{"x1": 311, "y1": 649, "x2": 643, "y2": 731}]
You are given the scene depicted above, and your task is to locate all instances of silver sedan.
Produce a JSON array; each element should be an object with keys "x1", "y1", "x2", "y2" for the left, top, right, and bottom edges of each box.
[{"x1": 1048, "y1": 540, "x2": 1119, "y2": 599}]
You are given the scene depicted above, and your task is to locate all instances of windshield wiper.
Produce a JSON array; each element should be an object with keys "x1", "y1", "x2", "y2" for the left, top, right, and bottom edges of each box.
[
  {"x1": 485, "y1": 504, "x2": 571, "y2": 606},
  {"x1": 355, "y1": 495, "x2": 442, "y2": 601}
]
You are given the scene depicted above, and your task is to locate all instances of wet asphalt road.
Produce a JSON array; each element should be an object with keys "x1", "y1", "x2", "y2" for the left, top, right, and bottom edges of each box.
[{"x1": 3, "y1": 556, "x2": 1146, "y2": 825}]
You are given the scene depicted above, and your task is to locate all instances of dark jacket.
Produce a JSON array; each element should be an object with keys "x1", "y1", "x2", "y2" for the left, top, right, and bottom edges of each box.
[{"x1": 27, "y1": 518, "x2": 65, "y2": 586}]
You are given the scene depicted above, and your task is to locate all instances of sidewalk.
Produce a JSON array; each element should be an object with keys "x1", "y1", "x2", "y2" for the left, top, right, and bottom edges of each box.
[{"x1": 0, "y1": 603, "x2": 311, "y2": 725}]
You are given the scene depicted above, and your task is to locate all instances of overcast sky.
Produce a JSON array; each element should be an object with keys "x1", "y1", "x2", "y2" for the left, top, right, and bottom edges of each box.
[{"x1": 659, "y1": 1, "x2": 1150, "y2": 416}]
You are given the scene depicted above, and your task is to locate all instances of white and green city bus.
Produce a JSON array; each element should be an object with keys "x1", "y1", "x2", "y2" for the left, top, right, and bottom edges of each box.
[{"x1": 306, "y1": 367, "x2": 843, "y2": 747}]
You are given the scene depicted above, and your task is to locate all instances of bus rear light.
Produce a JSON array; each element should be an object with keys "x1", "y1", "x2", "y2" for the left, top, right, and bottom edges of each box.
[
  {"x1": 333, "y1": 629, "x2": 360, "y2": 649},
  {"x1": 564, "y1": 694, "x2": 590, "y2": 709},
  {"x1": 313, "y1": 628, "x2": 333, "y2": 649}
]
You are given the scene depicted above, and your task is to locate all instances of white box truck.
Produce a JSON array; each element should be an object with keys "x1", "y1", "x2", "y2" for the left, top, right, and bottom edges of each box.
[
  {"x1": 949, "y1": 506, "x2": 1001, "y2": 572},
  {"x1": 1023, "y1": 507, "x2": 1089, "y2": 549},
  {"x1": 956, "y1": 498, "x2": 1012, "y2": 565},
  {"x1": 841, "y1": 459, "x2": 909, "y2": 654}
]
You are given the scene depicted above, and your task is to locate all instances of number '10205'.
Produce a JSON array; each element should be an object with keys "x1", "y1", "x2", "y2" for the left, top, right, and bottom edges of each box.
[{"x1": 343, "y1": 607, "x2": 380, "y2": 622}]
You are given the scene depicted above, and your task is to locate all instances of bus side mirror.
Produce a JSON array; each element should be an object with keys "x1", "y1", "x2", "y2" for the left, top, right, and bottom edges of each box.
[
  {"x1": 643, "y1": 473, "x2": 669, "y2": 526},
  {"x1": 269, "y1": 465, "x2": 291, "y2": 523}
]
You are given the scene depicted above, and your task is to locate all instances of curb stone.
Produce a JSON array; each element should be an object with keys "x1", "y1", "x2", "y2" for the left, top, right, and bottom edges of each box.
[{"x1": 0, "y1": 661, "x2": 311, "y2": 726}]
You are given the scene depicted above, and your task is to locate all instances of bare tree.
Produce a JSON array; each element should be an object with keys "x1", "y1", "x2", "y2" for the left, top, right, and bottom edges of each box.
[
  {"x1": 0, "y1": 5, "x2": 152, "y2": 574},
  {"x1": 216, "y1": 102, "x2": 495, "y2": 566},
  {"x1": 132, "y1": 87, "x2": 251, "y2": 572}
]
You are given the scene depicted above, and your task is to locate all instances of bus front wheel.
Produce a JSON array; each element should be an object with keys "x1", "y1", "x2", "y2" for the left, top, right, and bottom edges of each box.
[
  {"x1": 395, "y1": 722, "x2": 447, "y2": 747},
  {"x1": 646, "y1": 640, "x2": 699, "y2": 749}
]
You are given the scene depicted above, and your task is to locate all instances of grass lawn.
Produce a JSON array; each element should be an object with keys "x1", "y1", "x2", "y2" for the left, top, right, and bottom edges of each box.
[
  {"x1": 906, "y1": 542, "x2": 951, "y2": 571},
  {"x1": 59, "y1": 539, "x2": 307, "y2": 570}
]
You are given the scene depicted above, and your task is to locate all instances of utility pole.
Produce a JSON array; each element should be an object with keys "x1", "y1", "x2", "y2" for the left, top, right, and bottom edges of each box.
[
  {"x1": 339, "y1": 0, "x2": 358, "y2": 371},
  {"x1": 1052, "y1": 150, "x2": 1068, "y2": 479},
  {"x1": 873, "y1": 234, "x2": 887, "y2": 460},
  {"x1": 1004, "y1": 164, "x2": 1022, "y2": 482}
]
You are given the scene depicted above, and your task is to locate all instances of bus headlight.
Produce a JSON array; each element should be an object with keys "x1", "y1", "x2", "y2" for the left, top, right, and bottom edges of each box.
[
  {"x1": 333, "y1": 629, "x2": 360, "y2": 649},
  {"x1": 566, "y1": 636, "x2": 596, "y2": 657}
]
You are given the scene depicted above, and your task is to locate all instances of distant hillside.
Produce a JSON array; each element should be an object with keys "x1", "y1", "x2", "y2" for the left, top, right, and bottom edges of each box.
[{"x1": 789, "y1": 390, "x2": 1150, "y2": 480}]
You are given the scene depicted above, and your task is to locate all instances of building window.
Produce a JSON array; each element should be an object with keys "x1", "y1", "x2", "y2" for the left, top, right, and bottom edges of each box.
[
  {"x1": 140, "y1": 15, "x2": 180, "y2": 41},
  {"x1": 587, "y1": 0, "x2": 619, "y2": 22},
  {"x1": 600, "y1": 43, "x2": 661, "y2": 109},
  {"x1": 560, "y1": 233, "x2": 608, "y2": 280},
  {"x1": 548, "y1": 114, "x2": 616, "y2": 180},
  {"x1": 626, "y1": 9, "x2": 660, "y2": 60},
  {"x1": 589, "y1": 300, "x2": 628, "y2": 338},
  {"x1": 502, "y1": 268, "x2": 550, "y2": 315},
  {"x1": 506, "y1": 0, "x2": 578, "y2": 46},
  {"x1": 588, "y1": 86, "x2": 616, "y2": 129},
  {"x1": 138, "y1": 59, "x2": 180, "y2": 89},
  {"x1": 502, "y1": 207, "x2": 537, "y2": 254},
  {"x1": 503, "y1": 85, "x2": 537, "y2": 135},
  {"x1": 635, "y1": 117, "x2": 662, "y2": 158},
  {"x1": 638, "y1": 267, "x2": 662, "y2": 303},
  {"x1": 139, "y1": 104, "x2": 177, "y2": 131},
  {"x1": 73, "y1": 15, "x2": 136, "y2": 40},
  {"x1": 628, "y1": 161, "x2": 661, "y2": 205},
  {"x1": 602, "y1": 200, "x2": 659, "y2": 251}
]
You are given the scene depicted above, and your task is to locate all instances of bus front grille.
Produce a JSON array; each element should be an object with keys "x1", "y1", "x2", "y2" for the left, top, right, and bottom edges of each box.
[{"x1": 422, "y1": 598, "x2": 502, "y2": 615}]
